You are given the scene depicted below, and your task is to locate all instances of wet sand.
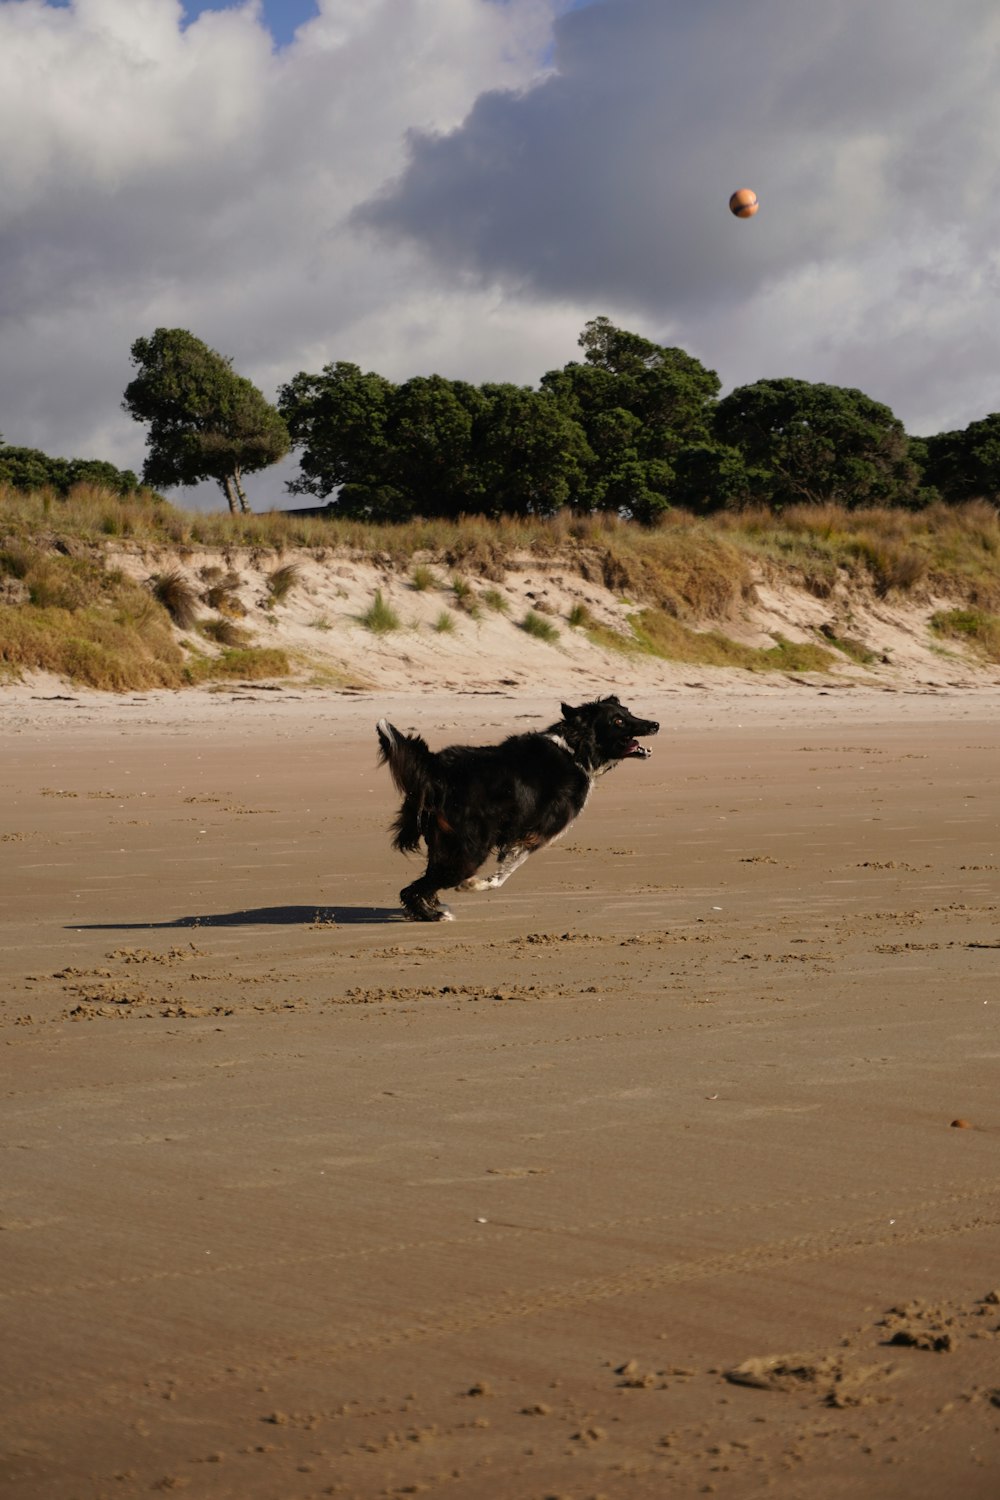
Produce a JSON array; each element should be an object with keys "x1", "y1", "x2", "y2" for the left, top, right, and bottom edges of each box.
[{"x1": 2, "y1": 683, "x2": 999, "y2": 1499}]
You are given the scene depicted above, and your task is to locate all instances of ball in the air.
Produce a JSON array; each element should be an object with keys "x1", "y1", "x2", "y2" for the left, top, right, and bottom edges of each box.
[{"x1": 729, "y1": 188, "x2": 759, "y2": 218}]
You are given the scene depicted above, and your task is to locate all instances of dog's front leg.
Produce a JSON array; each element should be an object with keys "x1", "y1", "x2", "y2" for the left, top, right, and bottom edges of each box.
[{"x1": 458, "y1": 843, "x2": 533, "y2": 892}]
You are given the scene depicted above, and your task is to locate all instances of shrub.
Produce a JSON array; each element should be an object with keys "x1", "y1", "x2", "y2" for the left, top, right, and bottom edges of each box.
[
  {"x1": 410, "y1": 564, "x2": 439, "y2": 592},
  {"x1": 432, "y1": 610, "x2": 456, "y2": 633}
]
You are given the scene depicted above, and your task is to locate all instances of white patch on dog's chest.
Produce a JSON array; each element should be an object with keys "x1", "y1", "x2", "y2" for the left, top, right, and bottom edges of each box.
[{"x1": 543, "y1": 732, "x2": 595, "y2": 834}]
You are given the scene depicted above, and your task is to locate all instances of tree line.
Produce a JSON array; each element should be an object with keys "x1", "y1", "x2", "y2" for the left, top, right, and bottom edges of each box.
[
  {"x1": 3, "y1": 319, "x2": 999, "y2": 517},
  {"x1": 0, "y1": 437, "x2": 139, "y2": 498}
]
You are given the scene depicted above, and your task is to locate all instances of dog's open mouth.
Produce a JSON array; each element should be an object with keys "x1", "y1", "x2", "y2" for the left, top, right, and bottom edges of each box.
[{"x1": 623, "y1": 739, "x2": 652, "y2": 759}]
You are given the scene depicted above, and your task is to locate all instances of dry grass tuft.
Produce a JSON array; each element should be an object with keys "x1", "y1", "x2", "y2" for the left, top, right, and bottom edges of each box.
[
  {"x1": 450, "y1": 576, "x2": 481, "y2": 617},
  {"x1": 520, "y1": 610, "x2": 560, "y2": 644},
  {"x1": 201, "y1": 570, "x2": 245, "y2": 615},
  {"x1": 267, "y1": 562, "x2": 301, "y2": 604},
  {"x1": 0, "y1": 594, "x2": 184, "y2": 690},
  {"x1": 722, "y1": 500, "x2": 1000, "y2": 608},
  {"x1": 148, "y1": 569, "x2": 200, "y2": 629},
  {"x1": 409, "y1": 564, "x2": 439, "y2": 592},
  {"x1": 359, "y1": 590, "x2": 401, "y2": 634},
  {"x1": 628, "y1": 609, "x2": 837, "y2": 673},
  {"x1": 188, "y1": 647, "x2": 291, "y2": 682},
  {"x1": 0, "y1": 540, "x2": 186, "y2": 689},
  {"x1": 582, "y1": 518, "x2": 756, "y2": 621},
  {"x1": 199, "y1": 617, "x2": 253, "y2": 648},
  {"x1": 930, "y1": 607, "x2": 1000, "y2": 662}
]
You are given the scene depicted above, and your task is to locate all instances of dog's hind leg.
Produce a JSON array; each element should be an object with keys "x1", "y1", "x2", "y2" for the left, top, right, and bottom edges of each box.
[
  {"x1": 400, "y1": 844, "x2": 487, "y2": 921},
  {"x1": 399, "y1": 879, "x2": 454, "y2": 922}
]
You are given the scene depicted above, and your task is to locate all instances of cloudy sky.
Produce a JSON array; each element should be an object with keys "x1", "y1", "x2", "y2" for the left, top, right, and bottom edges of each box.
[{"x1": 3, "y1": 0, "x2": 999, "y2": 510}]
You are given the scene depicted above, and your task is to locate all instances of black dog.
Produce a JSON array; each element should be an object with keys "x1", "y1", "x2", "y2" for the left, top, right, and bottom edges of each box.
[{"x1": 376, "y1": 695, "x2": 659, "y2": 921}]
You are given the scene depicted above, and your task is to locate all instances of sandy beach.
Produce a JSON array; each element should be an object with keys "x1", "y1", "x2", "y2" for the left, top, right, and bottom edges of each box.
[{"x1": 2, "y1": 676, "x2": 999, "y2": 1499}]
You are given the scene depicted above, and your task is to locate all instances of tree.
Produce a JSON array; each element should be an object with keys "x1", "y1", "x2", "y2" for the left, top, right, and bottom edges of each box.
[
  {"x1": 714, "y1": 378, "x2": 921, "y2": 509},
  {"x1": 578, "y1": 315, "x2": 670, "y2": 375},
  {"x1": 279, "y1": 367, "x2": 495, "y2": 520},
  {"x1": 0, "y1": 444, "x2": 68, "y2": 493},
  {"x1": 546, "y1": 321, "x2": 719, "y2": 460},
  {"x1": 65, "y1": 458, "x2": 140, "y2": 495},
  {"x1": 278, "y1": 361, "x2": 398, "y2": 509},
  {"x1": 472, "y1": 385, "x2": 592, "y2": 517},
  {"x1": 577, "y1": 316, "x2": 720, "y2": 453},
  {"x1": 922, "y1": 413, "x2": 1000, "y2": 503},
  {"x1": 670, "y1": 443, "x2": 759, "y2": 514},
  {"x1": 541, "y1": 319, "x2": 720, "y2": 517},
  {"x1": 380, "y1": 375, "x2": 488, "y2": 519},
  {"x1": 123, "y1": 329, "x2": 290, "y2": 513}
]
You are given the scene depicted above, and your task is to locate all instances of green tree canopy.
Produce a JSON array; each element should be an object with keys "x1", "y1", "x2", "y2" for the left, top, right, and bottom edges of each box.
[
  {"x1": 670, "y1": 442, "x2": 759, "y2": 515},
  {"x1": 544, "y1": 321, "x2": 719, "y2": 460},
  {"x1": 472, "y1": 384, "x2": 593, "y2": 517},
  {"x1": 0, "y1": 442, "x2": 138, "y2": 497},
  {"x1": 383, "y1": 375, "x2": 488, "y2": 519},
  {"x1": 541, "y1": 317, "x2": 720, "y2": 517},
  {"x1": 578, "y1": 315, "x2": 671, "y2": 375},
  {"x1": 279, "y1": 361, "x2": 398, "y2": 512},
  {"x1": 280, "y1": 367, "x2": 497, "y2": 520},
  {"x1": 713, "y1": 378, "x2": 921, "y2": 509},
  {"x1": 0, "y1": 444, "x2": 67, "y2": 493},
  {"x1": 123, "y1": 328, "x2": 290, "y2": 513},
  {"x1": 922, "y1": 412, "x2": 1000, "y2": 503}
]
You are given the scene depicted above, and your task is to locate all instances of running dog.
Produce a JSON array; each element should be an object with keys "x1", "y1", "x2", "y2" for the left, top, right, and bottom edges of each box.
[{"x1": 376, "y1": 695, "x2": 659, "y2": 921}]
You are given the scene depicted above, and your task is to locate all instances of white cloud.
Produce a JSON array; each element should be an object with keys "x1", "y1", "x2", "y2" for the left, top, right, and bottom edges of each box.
[
  {"x1": 363, "y1": 0, "x2": 1000, "y2": 434},
  {"x1": 0, "y1": 0, "x2": 564, "y2": 502},
  {"x1": 1, "y1": 0, "x2": 999, "y2": 511}
]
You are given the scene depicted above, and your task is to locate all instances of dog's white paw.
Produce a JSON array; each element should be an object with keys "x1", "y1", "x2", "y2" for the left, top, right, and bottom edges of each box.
[{"x1": 457, "y1": 877, "x2": 491, "y2": 892}]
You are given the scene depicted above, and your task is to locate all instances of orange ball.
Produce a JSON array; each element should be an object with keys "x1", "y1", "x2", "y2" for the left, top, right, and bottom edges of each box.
[{"x1": 729, "y1": 188, "x2": 759, "y2": 218}]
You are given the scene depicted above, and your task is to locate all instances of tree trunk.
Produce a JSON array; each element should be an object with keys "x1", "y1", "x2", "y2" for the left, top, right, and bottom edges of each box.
[
  {"x1": 220, "y1": 475, "x2": 239, "y2": 514},
  {"x1": 233, "y1": 466, "x2": 251, "y2": 514}
]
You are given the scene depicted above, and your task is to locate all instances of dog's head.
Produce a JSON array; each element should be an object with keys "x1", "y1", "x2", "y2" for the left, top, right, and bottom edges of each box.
[{"x1": 557, "y1": 695, "x2": 659, "y2": 771}]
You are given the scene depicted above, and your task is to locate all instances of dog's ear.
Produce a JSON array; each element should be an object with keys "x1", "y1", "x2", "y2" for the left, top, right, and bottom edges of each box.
[{"x1": 560, "y1": 702, "x2": 579, "y2": 720}]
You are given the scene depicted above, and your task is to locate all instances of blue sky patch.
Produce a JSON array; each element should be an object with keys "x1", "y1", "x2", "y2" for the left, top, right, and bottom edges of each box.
[{"x1": 43, "y1": 1, "x2": 320, "y2": 48}]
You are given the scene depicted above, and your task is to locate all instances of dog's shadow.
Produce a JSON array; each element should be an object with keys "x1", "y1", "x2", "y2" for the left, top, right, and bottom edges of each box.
[{"x1": 70, "y1": 903, "x2": 406, "y2": 932}]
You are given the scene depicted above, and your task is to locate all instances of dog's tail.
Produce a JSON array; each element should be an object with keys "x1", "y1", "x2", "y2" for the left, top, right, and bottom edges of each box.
[
  {"x1": 376, "y1": 719, "x2": 434, "y2": 794},
  {"x1": 376, "y1": 719, "x2": 439, "y2": 853}
]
